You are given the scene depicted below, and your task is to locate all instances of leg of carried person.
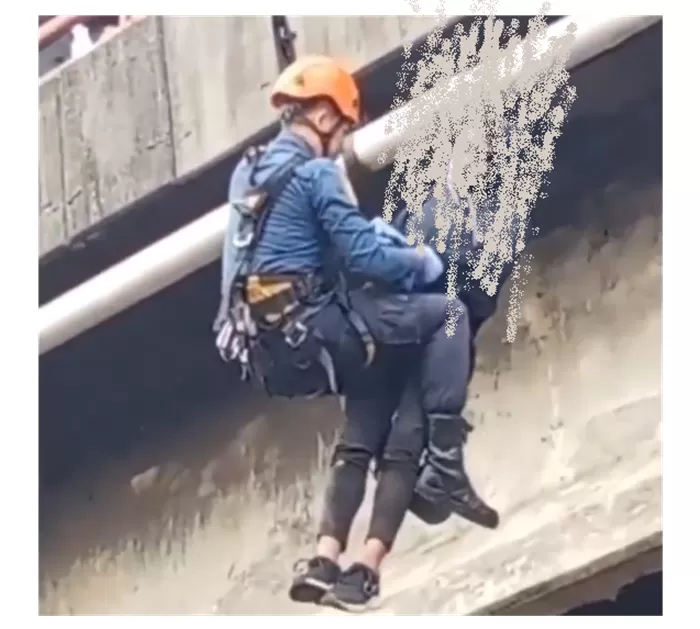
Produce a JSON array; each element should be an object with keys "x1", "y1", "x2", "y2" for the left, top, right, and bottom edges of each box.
[
  {"x1": 346, "y1": 289, "x2": 498, "y2": 529},
  {"x1": 411, "y1": 292, "x2": 499, "y2": 528}
]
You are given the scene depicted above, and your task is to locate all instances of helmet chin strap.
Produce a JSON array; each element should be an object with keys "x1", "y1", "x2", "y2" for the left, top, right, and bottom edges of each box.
[{"x1": 296, "y1": 115, "x2": 345, "y2": 157}]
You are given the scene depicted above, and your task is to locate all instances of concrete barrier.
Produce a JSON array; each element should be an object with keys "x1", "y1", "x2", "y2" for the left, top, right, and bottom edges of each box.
[
  {"x1": 38, "y1": 16, "x2": 448, "y2": 259},
  {"x1": 39, "y1": 75, "x2": 67, "y2": 254},
  {"x1": 162, "y1": 16, "x2": 280, "y2": 179},
  {"x1": 39, "y1": 16, "x2": 175, "y2": 258},
  {"x1": 289, "y1": 15, "x2": 440, "y2": 64}
]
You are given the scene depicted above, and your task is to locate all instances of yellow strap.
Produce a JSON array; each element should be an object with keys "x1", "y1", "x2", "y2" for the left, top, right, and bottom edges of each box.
[{"x1": 245, "y1": 275, "x2": 295, "y2": 305}]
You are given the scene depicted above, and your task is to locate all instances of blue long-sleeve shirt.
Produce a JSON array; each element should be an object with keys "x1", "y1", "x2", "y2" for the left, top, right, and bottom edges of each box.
[{"x1": 216, "y1": 130, "x2": 425, "y2": 329}]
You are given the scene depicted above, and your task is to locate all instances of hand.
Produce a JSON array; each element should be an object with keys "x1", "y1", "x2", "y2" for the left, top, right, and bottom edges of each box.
[{"x1": 419, "y1": 244, "x2": 445, "y2": 285}]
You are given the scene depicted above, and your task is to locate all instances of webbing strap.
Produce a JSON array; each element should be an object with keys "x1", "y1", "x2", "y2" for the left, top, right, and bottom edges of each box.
[
  {"x1": 341, "y1": 301, "x2": 376, "y2": 367},
  {"x1": 226, "y1": 149, "x2": 377, "y2": 368},
  {"x1": 228, "y1": 152, "x2": 309, "y2": 310},
  {"x1": 333, "y1": 272, "x2": 374, "y2": 366},
  {"x1": 249, "y1": 159, "x2": 305, "y2": 253}
]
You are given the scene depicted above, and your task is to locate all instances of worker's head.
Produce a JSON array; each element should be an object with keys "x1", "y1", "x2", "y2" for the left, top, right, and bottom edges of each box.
[{"x1": 271, "y1": 56, "x2": 361, "y2": 158}]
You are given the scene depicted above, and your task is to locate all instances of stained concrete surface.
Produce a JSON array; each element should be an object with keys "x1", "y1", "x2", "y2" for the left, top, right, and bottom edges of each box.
[
  {"x1": 39, "y1": 74, "x2": 66, "y2": 255},
  {"x1": 288, "y1": 15, "x2": 440, "y2": 67},
  {"x1": 162, "y1": 16, "x2": 278, "y2": 178},
  {"x1": 38, "y1": 171, "x2": 661, "y2": 613},
  {"x1": 55, "y1": 17, "x2": 174, "y2": 255},
  {"x1": 38, "y1": 16, "x2": 451, "y2": 259}
]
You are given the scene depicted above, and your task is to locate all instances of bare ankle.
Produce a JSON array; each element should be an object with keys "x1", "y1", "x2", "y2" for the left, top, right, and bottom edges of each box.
[
  {"x1": 358, "y1": 538, "x2": 389, "y2": 573},
  {"x1": 317, "y1": 536, "x2": 342, "y2": 563}
]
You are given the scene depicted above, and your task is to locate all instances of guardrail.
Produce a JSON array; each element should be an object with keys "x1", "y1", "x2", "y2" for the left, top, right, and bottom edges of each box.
[
  {"x1": 40, "y1": 15, "x2": 295, "y2": 72},
  {"x1": 39, "y1": 16, "x2": 143, "y2": 50}
]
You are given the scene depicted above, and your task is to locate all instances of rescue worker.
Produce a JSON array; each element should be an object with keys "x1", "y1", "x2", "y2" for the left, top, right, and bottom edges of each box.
[{"x1": 213, "y1": 55, "x2": 494, "y2": 610}]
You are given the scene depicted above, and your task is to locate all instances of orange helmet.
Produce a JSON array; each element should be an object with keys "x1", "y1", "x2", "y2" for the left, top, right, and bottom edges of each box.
[{"x1": 271, "y1": 56, "x2": 361, "y2": 126}]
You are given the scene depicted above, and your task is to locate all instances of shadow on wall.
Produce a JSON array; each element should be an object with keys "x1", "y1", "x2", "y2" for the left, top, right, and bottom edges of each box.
[{"x1": 39, "y1": 274, "x2": 344, "y2": 569}]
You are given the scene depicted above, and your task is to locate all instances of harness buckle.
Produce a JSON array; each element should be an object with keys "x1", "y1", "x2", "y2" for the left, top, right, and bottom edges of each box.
[
  {"x1": 239, "y1": 348, "x2": 251, "y2": 381},
  {"x1": 232, "y1": 230, "x2": 254, "y2": 248},
  {"x1": 283, "y1": 320, "x2": 308, "y2": 348}
]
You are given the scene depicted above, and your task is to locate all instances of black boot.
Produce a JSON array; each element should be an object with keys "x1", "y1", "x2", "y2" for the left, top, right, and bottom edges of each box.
[
  {"x1": 406, "y1": 448, "x2": 451, "y2": 525},
  {"x1": 408, "y1": 489, "x2": 452, "y2": 525},
  {"x1": 415, "y1": 413, "x2": 500, "y2": 529}
]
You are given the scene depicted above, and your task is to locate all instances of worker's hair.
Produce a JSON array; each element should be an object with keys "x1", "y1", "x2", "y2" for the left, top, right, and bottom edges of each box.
[
  {"x1": 279, "y1": 97, "x2": 337, "y2": 127},
  {"x1": 279, "y1": 102, "x2": 306, "y2": 126}
]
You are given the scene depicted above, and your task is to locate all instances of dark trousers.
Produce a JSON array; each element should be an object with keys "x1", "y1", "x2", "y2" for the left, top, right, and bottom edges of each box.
[
  {"x1": 347, "y1": 290, "x2": 473, "y2": 418},
  {"x1": 317, "y1": 345, "x2": 425, "y2": 549},
  {"x1": 313, "y1": 290, "x2": 473, "y2": 549}
]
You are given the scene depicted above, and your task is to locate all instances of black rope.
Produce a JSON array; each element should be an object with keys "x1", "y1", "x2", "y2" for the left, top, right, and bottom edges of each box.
[{"x1": 271, "y1": 16, "x2": 297, "y2": 73}]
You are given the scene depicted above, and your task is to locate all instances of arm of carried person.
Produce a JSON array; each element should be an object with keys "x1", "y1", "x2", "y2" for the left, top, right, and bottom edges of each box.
[{"x1": 310, "y1": 160, "x2": 425, "y2": 291}]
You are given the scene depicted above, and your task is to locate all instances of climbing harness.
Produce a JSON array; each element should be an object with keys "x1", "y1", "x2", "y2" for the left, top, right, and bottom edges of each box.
[{"x1": 216, "y1": 146, "x2": 375, "y2": 398}]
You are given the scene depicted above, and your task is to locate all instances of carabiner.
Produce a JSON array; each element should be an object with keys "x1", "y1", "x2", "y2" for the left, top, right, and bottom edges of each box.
[
  {"x1": 232, "y1": 230, "x2": 254, "y2": 248},
  {"x1": 284, "y1": 321, "x2": 308, "y2": 348}
]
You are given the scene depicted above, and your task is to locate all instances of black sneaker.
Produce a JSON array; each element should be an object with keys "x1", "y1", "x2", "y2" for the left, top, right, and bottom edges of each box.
[
  {"x1": 288, "y1": 556, "x2": 341, "y2": 604},
  {"x1": 320, "y1": 563, "x2": 380, "y2": 612}
]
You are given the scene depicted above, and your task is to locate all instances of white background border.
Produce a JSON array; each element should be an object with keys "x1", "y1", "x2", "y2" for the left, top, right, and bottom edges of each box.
[{"x1": 4, "y1": 0, "x2": 684, "y2": 619}]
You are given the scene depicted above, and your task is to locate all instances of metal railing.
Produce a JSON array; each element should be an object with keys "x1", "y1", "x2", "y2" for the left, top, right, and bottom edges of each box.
[
  {"x1": 40, "y1": 16, "x2": 92, "y2": 50},
  {"x1": 39, "y1": 16, "x2": 146, "y2": 77}
]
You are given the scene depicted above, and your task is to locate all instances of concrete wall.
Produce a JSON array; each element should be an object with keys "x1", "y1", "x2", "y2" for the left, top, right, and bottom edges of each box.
[
  {"x1": 39, "y1": 74, "x2": 66, "y2": 254},
  {"x1": 38, "y1": 23, "x2": 662, "y2": 610},
  {"x1": 38, "y1": 15, "x2": 443, "y2": 259},
  {"x1": 39, "y1": 176, "x2": 662, "y2": 614}
]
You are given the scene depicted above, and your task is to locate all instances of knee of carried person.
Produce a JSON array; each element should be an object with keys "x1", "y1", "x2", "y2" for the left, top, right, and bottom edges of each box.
[
  {"x1": 416, "y1": 292, "x2": 468, "y2": 326},
  {"x1": 380, "y1": 447, "x2": 423, "y2": 470},
  {"x1": 381, "y1": 426, "x2": 425, "y2": 467}
]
